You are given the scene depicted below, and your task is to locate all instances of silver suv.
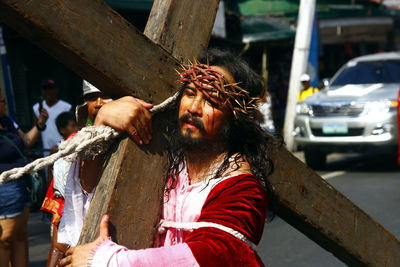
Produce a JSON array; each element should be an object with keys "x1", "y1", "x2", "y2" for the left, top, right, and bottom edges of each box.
[{"x1": 294, "y1": 52, "x2": 399, "y2": 169}]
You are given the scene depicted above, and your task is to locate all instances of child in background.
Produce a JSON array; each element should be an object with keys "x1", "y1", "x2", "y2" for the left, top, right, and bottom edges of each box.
[{"x1": 56, "y1": 112, "x2": 78, "y2": 142}]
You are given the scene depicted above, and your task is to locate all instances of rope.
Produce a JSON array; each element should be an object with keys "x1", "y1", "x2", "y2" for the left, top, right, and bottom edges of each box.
[
  {"x1": 158, "y1": 220, "x2": 257, "y2": 251},
  {"x1": 0, "y1": 93, "x2": 178, "y2": 185}
]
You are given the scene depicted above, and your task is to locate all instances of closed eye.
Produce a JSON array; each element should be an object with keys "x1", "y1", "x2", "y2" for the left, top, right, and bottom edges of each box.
[
  {"x1": 183, "y1": 86, "x2": 196, "y2": 97},
  {"x1": 205, "y1": 93, "x2": 222, "y2": 108},
  {"x1": 206, "y1": 98, "x2": 220, "y2": 108}
]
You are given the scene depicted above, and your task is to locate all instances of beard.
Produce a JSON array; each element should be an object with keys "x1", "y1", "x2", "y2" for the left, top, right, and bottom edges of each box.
[
  {"x1": 176, "y1": 126, "x2": 208, "y2": 154},
  {"x1": 173, "y1": 114, "x2": 231, "y2": 157}
]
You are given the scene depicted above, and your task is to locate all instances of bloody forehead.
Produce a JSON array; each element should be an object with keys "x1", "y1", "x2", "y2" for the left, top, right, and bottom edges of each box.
[
  {"x1": 178, "y1": 61, "x2": 260, "y2": 118},
  {"x1": 178, "y1": 63, "x2": 225, "y2": 100}
]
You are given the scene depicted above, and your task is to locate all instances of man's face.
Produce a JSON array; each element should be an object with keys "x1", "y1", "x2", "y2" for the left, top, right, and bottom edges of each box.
[
  {"x1": 178, "y1": 65, "x2": 232, "y2": 145},
  {"x1": 42, "y1": 87, "x2": 59, "y2": 103},
  {"x1": 0, "y1": 93, "x2": 6, "y2": 118},
  {"x1": 86, "y1": 92, "x2": 112, "y2": 122},
  {"x1": 301, "y1": 81, "x2": 310, "y2": 89}
]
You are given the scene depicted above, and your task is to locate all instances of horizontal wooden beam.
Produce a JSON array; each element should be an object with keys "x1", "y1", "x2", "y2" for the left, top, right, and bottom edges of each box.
[
  {"x1": 269, "y1": 148, "x2": 400, "y2": 266},
  {"x1": 0, "y1": 0, "x2": 179, "y2": 102}
]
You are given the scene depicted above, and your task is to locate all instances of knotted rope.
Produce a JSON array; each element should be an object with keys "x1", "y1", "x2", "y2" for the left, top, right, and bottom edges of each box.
[{"x1": 0, "y1": 93, "x2": 178, "y2": 185}]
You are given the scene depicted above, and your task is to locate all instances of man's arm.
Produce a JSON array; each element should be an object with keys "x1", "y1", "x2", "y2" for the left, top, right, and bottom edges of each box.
[
  {"x1": 79, "y1": 156, "x2": 104, "y2": 194},
  {"x1": 18, "y1": 108, "x2": 48, "y2": 148},
  {"x1": 93, "y1": 96, "x2": 153, "y2": 145},
  {"x1": 80, "y1": 96, "x2": 153, "y2": 193}
]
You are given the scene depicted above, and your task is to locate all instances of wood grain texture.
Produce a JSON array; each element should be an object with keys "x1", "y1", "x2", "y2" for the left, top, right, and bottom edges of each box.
[
  {"x1": 0, "y1": 0, "x2": 179, "y2": 102},
  {"x1": 144, "y1": 0, "x2": 220, "y2": 63}
]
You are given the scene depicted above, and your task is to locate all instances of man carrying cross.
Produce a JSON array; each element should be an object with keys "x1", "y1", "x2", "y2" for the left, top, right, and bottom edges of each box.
[{"x1": 60, "y1": 49, "x2": 279, "y2": 267}]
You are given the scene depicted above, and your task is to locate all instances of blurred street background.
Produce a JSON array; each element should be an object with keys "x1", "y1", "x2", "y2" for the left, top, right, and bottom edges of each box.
[{"x1": 1, "y1": 0, "x2": 400, "y2": 266}]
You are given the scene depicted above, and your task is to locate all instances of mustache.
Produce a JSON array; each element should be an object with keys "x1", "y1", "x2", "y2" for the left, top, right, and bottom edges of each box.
[{"x1": 179, "y1": 113, "x2": 206, "y2": 133}]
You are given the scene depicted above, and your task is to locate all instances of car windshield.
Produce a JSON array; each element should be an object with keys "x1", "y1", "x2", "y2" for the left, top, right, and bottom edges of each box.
[{"x1": 330, "y1": 60, "x2": 400, "y2": 86}]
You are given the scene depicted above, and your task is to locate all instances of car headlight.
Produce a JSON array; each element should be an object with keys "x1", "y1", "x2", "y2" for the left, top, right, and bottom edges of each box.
[
  {"x1": 296, "y1": 103, "x2": 312, "y2": 115},
  {"x1": 364, "y1": 100, "x2": 395, "y2": 114}
]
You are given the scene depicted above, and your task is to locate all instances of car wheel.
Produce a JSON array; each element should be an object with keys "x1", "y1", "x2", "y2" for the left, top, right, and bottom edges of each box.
[{"x1": 304, "y1": 149, "x2": 327, "y2": 170}]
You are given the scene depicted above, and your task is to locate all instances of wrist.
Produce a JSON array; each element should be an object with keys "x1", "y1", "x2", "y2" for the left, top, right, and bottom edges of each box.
[
  {"x1": 93, "y1": 115, "x2": 104, "y2": 126},
  {"x1": 36, "y1": 122, "x2": 46, "y2": 131}
]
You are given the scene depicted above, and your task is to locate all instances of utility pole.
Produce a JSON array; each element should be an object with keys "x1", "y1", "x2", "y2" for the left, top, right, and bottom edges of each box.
[{"x1": 283, "y1": 0, "x2": 316, "y2": 151}]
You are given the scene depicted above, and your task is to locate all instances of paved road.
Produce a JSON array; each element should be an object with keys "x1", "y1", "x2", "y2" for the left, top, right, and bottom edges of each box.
[
  {"x1": 28, "y1": 152, "x2": 400, "y2": 266},
  {"x1": 258, "y1": 152, "x2": 400, "y2": 266},
  {"x1": 28, "y1": 211, "x2": 51, "y2": 266}
]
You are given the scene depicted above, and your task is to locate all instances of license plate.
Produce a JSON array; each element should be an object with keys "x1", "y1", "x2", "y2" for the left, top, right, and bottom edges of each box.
[{"x1": 322, "y1": 123, "x2": 348, "y2": 134}]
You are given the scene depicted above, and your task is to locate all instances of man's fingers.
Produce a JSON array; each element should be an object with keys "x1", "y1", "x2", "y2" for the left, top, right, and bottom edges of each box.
[
  {"x1": 129, "y1": 108, "x2": 152, "y2": 145},
  {"x1": 93, "y1": 96, "x2": 154, "y2": 145},
  {"x1": 136, "y1": 113, "x2": 152, "y2": 144},
  {"x1": 143, "y1": 110, "x2": 153, "y2": 142},
  {"x1": 135, "y1": 98, "x2": 154, "y2": 110},
  {"x1": 39, "y1": 109, "x2": 49, "y2": 121},
  {"x1": 140, "y1": 107, "x2": 153, "y2": 142},
  {"x1": 99, "y1": 214, "x2": 110, "y2": 239},
  {"x1": 65, "y1": 247, "x2": 74, "y2": 256},
  {"x1": 127, "y1": 126, "x2": 143, "y2": 145},
  {"x1": 60, "y1": 255, "x2": 71, "y2": 266}
]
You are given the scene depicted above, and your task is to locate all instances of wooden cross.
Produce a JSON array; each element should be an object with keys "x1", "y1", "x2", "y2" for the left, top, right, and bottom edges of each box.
[{"x1": 0, "y1": 0, "x2": 399, "y2": 266}]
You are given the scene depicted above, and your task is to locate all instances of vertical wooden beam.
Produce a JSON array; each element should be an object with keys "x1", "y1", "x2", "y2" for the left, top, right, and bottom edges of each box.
[
  {"x1": 144, "y1": 0, "x2": 220, "y2": 62},
  {"x1": 79, "y1": 0, "x2": 220, "y2": 247}
]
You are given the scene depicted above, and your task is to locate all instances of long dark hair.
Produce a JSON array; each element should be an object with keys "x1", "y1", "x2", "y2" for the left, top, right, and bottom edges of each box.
[{"x1": 165, "y1": 49, "x2": 281, "y2": 194}]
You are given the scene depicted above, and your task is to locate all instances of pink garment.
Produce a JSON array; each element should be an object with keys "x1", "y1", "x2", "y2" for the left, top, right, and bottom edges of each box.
[
  {"x1": 91, "y1": 167, "x2": 267, "y2": 266},
  {"x1": 156, "y1": 167, "x2": 235, "y2": 247},
  {"x1": 91, "y1": 238, "x2": 198, "y2": 267},
  {"x1": 92, "y1": 168, "x2": 232, "y2": 266}
]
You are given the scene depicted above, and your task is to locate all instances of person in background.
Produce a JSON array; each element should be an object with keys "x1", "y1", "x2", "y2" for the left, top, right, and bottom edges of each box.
[
  {"x1": 297, "y1": 73, "x2": 318, "y2": 102},
  {"x1": 55, "y1": 112, "x2": 78, "y2": 142},
  {"x1": 43, "y1": 81, "x2": 112, "y2": 267},
  {"x1": 0, "y1": 90, "x2": 48, "y2": 267},
  {"x1": 32, "y1": 78, "x2": 72, "y2": 157},
  {"x1": 75, "y1": 80, "x2": 112, "y2": 127}
]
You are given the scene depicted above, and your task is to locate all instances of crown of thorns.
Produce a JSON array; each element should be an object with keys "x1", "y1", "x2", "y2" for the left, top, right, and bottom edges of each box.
[{"x1": 177, "y1": 60, "x2": 260, "y2": 118}]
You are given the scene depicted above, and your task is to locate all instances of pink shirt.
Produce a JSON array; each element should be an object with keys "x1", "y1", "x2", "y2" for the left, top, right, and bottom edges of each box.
[
  {"x1": 90, "y1": 167, "x2": 267, "y2": 267},
  {"x1": 156, "y1": 167, "x2": 234, "y2": 247}
]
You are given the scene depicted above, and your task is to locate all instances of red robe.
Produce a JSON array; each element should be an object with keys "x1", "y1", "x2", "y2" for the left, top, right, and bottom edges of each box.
[
  {"x1": 91, "y1": 174, "x2": 268, "y2": 267},
  {"x1": 186, "y1": 174, "x2": 268, "y2": 266}
]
